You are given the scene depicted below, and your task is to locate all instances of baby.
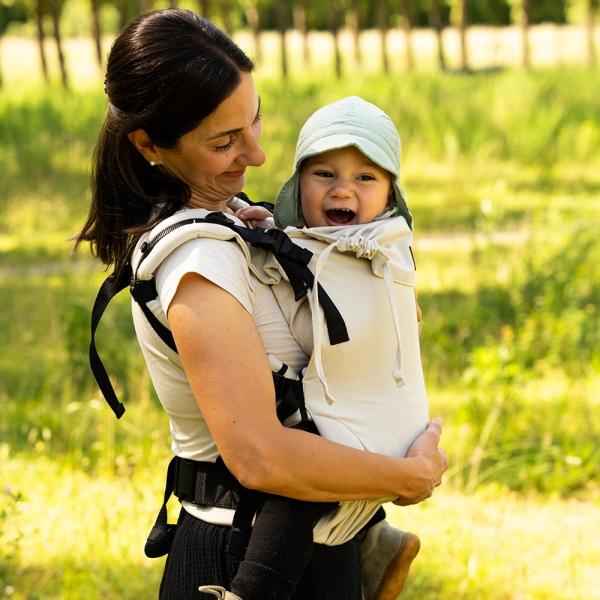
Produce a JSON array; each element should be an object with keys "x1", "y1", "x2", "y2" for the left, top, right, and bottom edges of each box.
[{"x1": 201, "y1": 97, "x2": 428, "y2": 600}]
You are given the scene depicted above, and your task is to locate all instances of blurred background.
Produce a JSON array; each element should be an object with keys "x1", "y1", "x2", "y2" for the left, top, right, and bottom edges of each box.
[{"x1": 1, "y1": 1, "x2": 599, "y2": 598}]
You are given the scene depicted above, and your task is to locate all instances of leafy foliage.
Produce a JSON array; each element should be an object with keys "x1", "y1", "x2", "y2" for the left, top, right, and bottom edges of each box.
[{"x1": 0, "y1": 0, "x2": 27, "y2": 36}]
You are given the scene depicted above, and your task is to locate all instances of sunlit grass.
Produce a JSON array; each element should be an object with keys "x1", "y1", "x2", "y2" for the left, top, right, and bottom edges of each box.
[{"x1": 3, "y1": 453, "x2": 599, "y2": 599}]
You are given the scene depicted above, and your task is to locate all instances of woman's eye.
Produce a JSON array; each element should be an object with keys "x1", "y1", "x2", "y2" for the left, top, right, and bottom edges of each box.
[
  {"x1": 214, "y1": 136, "x2": 235, "y2": 152},
  {"x1": 253, "y1": 111, "x2": 262, "y2": 124}
]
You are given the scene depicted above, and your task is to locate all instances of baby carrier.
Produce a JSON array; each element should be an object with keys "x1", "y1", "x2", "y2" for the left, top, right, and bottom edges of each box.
[
  {"x1": 89, "y1": 202, "x2": 349, "y2": 558},
  {"x1": 260, "y1": 217, "x2": 430, "y2": 545}
]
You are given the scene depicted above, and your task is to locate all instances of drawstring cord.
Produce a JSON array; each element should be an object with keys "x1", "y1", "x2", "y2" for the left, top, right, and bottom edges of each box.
[
  {"x1": 310, "y1": 235, "x2": 406, "y2": 404},
  {"x1": 383, "y1": 263, "x2": 406, "y2": 387},
  {"x1": 311, "y1": 241, "x2": 338, "y2": 405}
]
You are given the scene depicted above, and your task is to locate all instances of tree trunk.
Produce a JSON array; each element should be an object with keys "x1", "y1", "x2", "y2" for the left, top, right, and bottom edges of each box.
[
  {"x1": 197, "y1": 0, "x2": 209, "y2": 17},
  {"x1": 400, "y1": 0, "x2": 414, "y2": 70},
  {"x1": 459, "y1": 0, "x2": 469, "y2": 72},
  {"x1": 91, "y1": 0, "x2": 102, "y2": 67},
  {"x1": 275, "y1": 0, "x2": 288, "y2": 80},
  {"x1": 375, "y1": 0, "x2": 389, "y2": 74},
  {"x1": 35, "y1": 0, "x2": 49, "y2": 81},
  {"x1": 330, "y1": 0, "x2": 342, "y2": 79},
  {"x1": 117, "y1": 3, "x2": 128, "y2": 31},
  {"x1": 586, "y1": 0, "x2": 596, "y2": 67},
  {"x1": 219, "y1": 0, "x2": 233, "y2": 35},
  {"x1": 429, "y1": 0, "x2": 446, "y2": 71},
  {"x1": 293, "y1": 1, "x2": 310, "y2": 67},
  {"x1": 168, "y1": 0, "x2": 178, "y2": 7},
  {"x1": 0, "y1": 36, "x2": 3, "y2": 88},
  {"x1": 521, "y1": 0, "x2": 530, "y2": 70},
  {"x1": 348, "y1": 1, "x2": 361, "y2": 67},
  {"x1": 50, "y1": 4, "x2": 68, "y2": 88},
  {"x1": 245, "y1": 3, "x2": 262, "y2": 64},
  {"x1": 141, "y1": 0, "x2": 155, "y2": 12}
]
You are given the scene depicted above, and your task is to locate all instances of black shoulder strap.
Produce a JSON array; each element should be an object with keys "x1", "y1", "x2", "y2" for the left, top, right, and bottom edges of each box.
[{"x1": 89, "y1": 265, "x2": 132, "y2": 419}]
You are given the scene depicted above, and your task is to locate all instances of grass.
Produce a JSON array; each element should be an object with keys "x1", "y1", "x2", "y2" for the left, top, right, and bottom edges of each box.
[
  {"x1": 1, "y1": 40, "x2": 600, "y2": 598},
  {"x1": 3, "y1": 456, "x2": 599, "y2": 599}
]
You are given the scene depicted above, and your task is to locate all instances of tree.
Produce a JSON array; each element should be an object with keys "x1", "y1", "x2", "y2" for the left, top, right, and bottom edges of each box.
[
  {"x1": 0, "y1": 0, "x2": 27, "y2": 86},
  {"x1": 521, "y1": 0, "x2": 531, "y2": 70},
  {"x1": 329, "y1": 0, "x2": 342, "y2": 78},
  {"x1": 292, "y1": 0, "x2": 310, "y2": 67},
  {"x1": 114, "y1": 0, "x2": 142, "y2": 32},
  {"x1": 32, "y1": 0, "x2": 48, "y2": 81},
  {"x1": 32, "y1": 0, "x2": 68, "y2": 87},
  {"x1": 274, "y1": 0, "x2": 288, "y2": 79},
  {"x1": 90, "y1": 0, "x2": 103, "y2": 67},
  {"x1": 347, "y1": 0, "x2": 362, "y2": 67},
  {"x1": 47, "y1": 0, "x2": 68, "y2": 87},
  {"x1": 242, "y1": 0, "x2": 263, "y2": 63},
  {"x1": 197, "y1": 0, "x2": 210, "y2": 17},
  {"x1": 399, "y1": 0, "x2": 415, "y2": 70},
  {"x1": 375, "y1": 0, "x2": 390, "y2": 73},
  {"x1": 427, "y1": 0, "x2": 447, "y2": 70},
  {"x1": 449, "y1": 0, "x2": 469, "y2": 71},
  {"x1": 459, "y1": 0, "x2": 469, "y2": 71},
  {"x1": 585, "y1": 0, "x2": 598, "y2": 66},
  {"x1": 218, "y1": 0, "x2": 234, "y2": 34}
]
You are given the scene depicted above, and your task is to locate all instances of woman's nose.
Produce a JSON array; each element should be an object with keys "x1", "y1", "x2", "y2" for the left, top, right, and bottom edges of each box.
[{"x1": 239, "y1": 134, "x2": 266, "y2": 167}]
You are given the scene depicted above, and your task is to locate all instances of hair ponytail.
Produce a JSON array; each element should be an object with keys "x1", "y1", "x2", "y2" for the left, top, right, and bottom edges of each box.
[{"x1": 74, "y1": 9, "x2": 254, "y2": 274}]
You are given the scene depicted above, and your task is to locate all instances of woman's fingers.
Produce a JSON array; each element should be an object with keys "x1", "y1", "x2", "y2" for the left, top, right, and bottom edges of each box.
[{"x1": 426, "y1": 417, "x2": 442, "y2": 441}]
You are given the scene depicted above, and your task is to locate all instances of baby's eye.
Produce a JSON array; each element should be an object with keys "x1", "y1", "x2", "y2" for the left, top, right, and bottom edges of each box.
[
  {"x1": 214, "y1": 136, "x2": 236, "y2": 152},
  {"x1": 314, "y1": 170, "x2": 334, "y2": 178},
  {"x1": 357, "y1": 173, "x2": 376, "y2": 181}
]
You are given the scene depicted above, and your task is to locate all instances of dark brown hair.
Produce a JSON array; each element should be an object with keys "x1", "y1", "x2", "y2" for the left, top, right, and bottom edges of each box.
[{"x1": 75, "y1": 9, "x2": 254, "y2": 274}]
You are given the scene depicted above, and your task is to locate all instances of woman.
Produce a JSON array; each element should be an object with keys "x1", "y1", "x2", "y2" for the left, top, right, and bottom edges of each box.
[{"x1": 76, "y1": 9, "x2": 447, "y2": 599}]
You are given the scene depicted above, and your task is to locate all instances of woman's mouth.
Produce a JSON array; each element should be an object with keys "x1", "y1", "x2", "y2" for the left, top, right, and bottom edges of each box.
[
  {"x1": 325, "y1": 208, "x2": 356, "y2": 225},
  {"x1": 223, "y1": 168, "x2": 246, "y2": 178}
]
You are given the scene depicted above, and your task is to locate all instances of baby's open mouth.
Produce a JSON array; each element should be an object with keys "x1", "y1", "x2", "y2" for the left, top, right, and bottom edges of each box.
[{"x1": 325, "y1": 208, "x2": 356, "y2": 224}]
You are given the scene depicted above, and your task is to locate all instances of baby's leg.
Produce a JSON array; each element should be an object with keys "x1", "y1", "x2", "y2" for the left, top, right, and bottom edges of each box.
[
  {"x1": 230, "y1": 495, "x2": 333, "y2": 600},
  {"x1": 361, "y1": 514, "x2": 420, "y2": 600}
]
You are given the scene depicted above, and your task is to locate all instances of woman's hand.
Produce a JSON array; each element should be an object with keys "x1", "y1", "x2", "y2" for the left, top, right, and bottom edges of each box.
[{"x1": 393, "y1": 418, "x2": 447, "y2": 506}]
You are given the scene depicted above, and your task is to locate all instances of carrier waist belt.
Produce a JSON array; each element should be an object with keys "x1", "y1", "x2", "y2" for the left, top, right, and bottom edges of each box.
[{"x1": 173, "y1": 456, "x2": 242, "y2": 510}]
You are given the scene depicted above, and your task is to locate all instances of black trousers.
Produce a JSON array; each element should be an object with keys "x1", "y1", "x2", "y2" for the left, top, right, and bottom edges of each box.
[{"x1": 159, "y1": 507, "x2": 363, "y2": 600}]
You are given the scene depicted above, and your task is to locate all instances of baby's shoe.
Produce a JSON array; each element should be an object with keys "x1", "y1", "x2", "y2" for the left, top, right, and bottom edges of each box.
[
  {"x1": 198, "y1": 585, "x2": 243, "y2": 599},
  {"x1": 361, "y1": 520, "x2": 420, "y2": 600}
]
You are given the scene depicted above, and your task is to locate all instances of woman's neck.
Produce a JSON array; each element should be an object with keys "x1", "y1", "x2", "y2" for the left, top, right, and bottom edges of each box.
[{"x1": 186, "y1": 195, "x2": 233, "y2": 214}]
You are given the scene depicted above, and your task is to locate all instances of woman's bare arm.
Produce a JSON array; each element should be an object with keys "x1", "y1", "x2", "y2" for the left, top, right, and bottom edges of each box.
[{"x1": 168, "y1": 272, "x2": 447, "y2": 503}]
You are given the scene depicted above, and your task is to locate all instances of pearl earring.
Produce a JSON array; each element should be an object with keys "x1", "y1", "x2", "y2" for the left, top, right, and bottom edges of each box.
[{"x1": 149, "y1": 160, "x2": 157, "y2": 167}]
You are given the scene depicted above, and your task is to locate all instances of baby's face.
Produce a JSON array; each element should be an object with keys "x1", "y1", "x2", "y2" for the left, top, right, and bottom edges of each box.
[{"x1": 299, "y1": 146, "x2": 392, "y2": 228}]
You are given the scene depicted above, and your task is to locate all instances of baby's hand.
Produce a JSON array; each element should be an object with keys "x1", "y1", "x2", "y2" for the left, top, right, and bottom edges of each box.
[{"x1": 234, "y1": 205, "x2": 275, "y2": 230}]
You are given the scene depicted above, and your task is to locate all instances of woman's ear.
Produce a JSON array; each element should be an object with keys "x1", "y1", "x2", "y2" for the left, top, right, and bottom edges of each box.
[{"x1": 127, "y1": 129, "x2": 162, "y2": 166}]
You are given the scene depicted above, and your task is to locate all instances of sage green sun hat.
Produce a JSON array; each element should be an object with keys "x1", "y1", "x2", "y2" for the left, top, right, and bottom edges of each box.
[{"x1": 273, "y1": 96, "x2": 413, "y2": 229}]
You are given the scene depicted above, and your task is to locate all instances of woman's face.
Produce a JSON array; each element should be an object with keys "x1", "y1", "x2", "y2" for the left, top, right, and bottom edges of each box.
[{"x1": 154, "y1": 72, "x2": 265, "y2": 208}]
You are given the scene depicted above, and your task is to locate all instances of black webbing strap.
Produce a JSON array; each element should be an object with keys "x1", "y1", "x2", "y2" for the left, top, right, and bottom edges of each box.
[
  {"x1": 273, "y1": 371, "x2": 308, "y2": 423},
  {"x1": 144, "y1": 455, "x2": 245, "y2": 558},
  {"x1": 89, "y1": 265, "x2": 132, "y2": 419},
  {"x1": 144, "y1": 456, "x2": 178, "y2": 558}
]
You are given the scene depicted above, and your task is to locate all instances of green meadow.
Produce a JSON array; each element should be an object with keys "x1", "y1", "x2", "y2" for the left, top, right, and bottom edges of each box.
[{"x1": 1, "y1": 43, "x2": 600, "y2": 598}]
